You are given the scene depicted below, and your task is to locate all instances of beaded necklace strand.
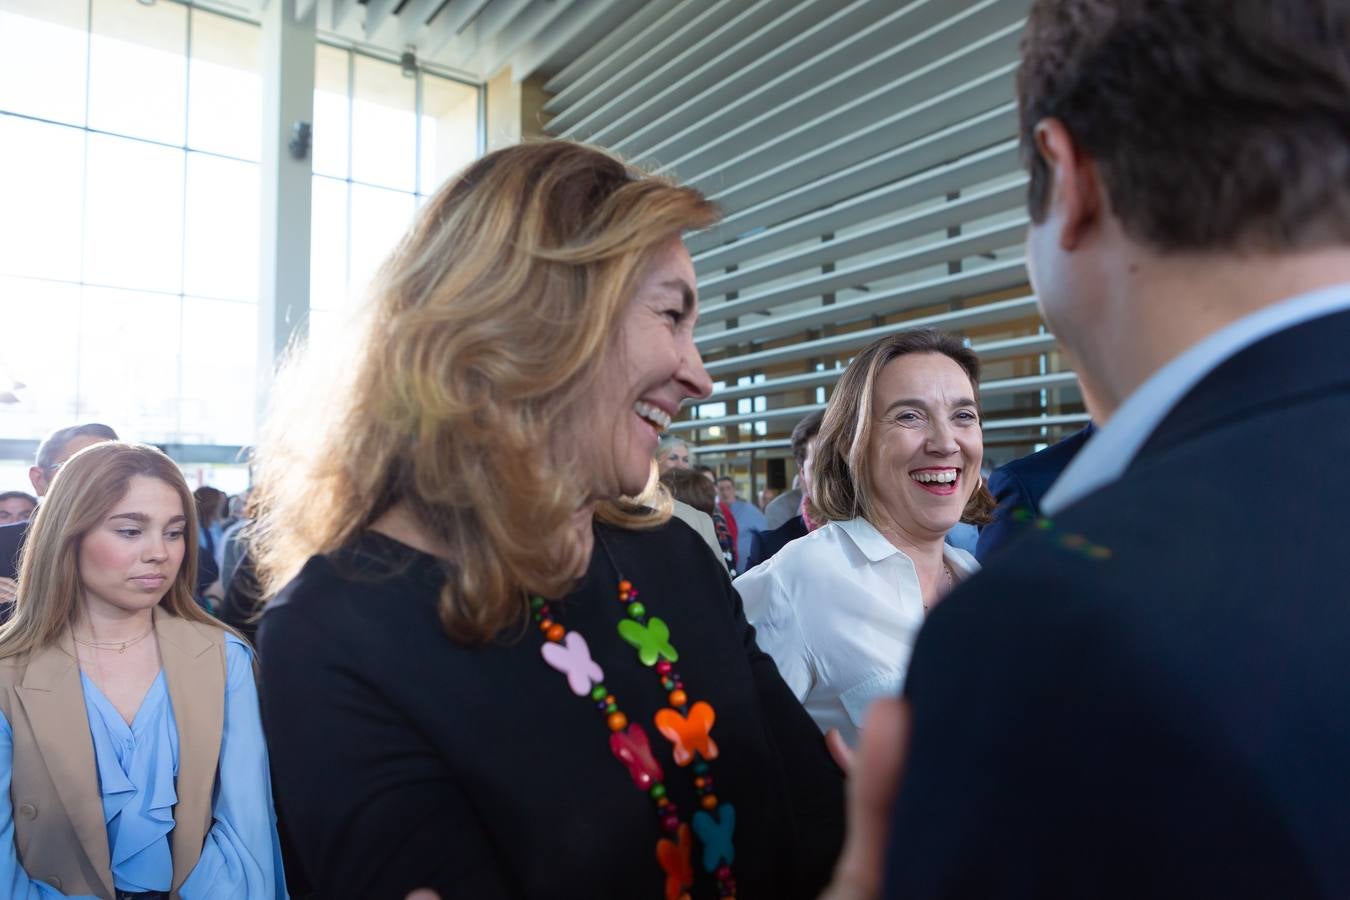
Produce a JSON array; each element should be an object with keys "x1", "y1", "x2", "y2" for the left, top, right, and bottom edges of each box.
[{"x1": 532, "y1": 535, "x2": 737, "y2": 900}]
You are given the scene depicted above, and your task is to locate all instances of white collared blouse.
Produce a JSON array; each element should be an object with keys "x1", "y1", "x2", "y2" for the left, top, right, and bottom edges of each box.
[{"x1": 734, "y1": 516, "x2": 979, "y2": 747}]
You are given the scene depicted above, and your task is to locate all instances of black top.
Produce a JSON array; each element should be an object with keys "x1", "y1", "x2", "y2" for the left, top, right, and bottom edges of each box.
[
  {"x1": 260, "y1": 517, "x2": 843, "y2": 899},
  {"x1": 884, "y1": 309, "x2": 1350, "y2": 899}
]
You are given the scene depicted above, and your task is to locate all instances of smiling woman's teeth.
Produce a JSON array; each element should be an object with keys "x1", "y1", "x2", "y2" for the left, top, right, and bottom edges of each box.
[
  {"x1": 912, "y1": 470, "x2": 958, "y2": 484},
  {"x1": 633, "y1": 401, "x2": 671, "y2": 431}
]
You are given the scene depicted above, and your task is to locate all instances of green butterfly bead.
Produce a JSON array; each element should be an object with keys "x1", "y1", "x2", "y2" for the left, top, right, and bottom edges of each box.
[{"x1": 617, "y1": 616, "x2": 679, "y2": 666}]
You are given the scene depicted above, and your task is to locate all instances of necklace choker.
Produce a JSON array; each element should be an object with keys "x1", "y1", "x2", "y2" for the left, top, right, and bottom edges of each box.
[
  {"x1": 74, "y1": 624, "x2": 153, "y2": 654},
  {"x1": 532, "y1": 531, "x2": 737, "y2": 900}
]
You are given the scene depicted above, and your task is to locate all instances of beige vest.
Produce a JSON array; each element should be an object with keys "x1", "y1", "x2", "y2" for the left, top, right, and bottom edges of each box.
[{"x1": 0, "y1": 607, "x2": 227, "y2": 899}]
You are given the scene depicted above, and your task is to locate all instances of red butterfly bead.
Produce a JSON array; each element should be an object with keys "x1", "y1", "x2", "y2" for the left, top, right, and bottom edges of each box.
[{"x1": 609, "y1": 723, "x2": 664, "y2": 789}]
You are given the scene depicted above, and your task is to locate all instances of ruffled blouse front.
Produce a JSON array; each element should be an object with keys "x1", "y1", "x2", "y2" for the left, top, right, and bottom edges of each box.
[{"x1": 79, "y1": 669, "x2": 179, "y2": 893}]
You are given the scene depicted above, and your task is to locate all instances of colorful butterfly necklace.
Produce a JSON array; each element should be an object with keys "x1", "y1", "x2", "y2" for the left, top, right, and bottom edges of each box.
[{"x1": 532, "y1": 537, "x2": 736, "y2": 900}]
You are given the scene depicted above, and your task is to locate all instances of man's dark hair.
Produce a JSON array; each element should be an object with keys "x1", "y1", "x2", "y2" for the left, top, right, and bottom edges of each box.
[
  {"x1": 790, "y1": 409, "x2": 826, "y2": 469},
  {"x1": 0, "y1": 491, "x2": 37, "y2": 507},
  {"x1": 1019, "y1": 0, "x2": 1350, "y2": 252},
  {"x1": 715, "y1": 476, "x2": 734, "y2": 487},
  {"x1": 34, "y1": 423, "x2": 119, "y2": 469}
]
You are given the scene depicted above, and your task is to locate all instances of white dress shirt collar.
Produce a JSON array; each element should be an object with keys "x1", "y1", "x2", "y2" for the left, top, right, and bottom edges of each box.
[
  {"x1": 1043, "y1": 282, "x2": 1350, "y2": 515},
  {"x1": 834, "y1": 516, "x2": 981, "y2": 577}
]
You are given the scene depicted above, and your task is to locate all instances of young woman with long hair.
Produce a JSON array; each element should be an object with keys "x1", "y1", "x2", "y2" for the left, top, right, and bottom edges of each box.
[{"x1": 0, "y1": 442, "x2": 285, "y2": 898}]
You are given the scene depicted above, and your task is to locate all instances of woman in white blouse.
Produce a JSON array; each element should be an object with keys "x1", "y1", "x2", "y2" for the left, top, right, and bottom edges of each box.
[{"x1": 735, "y1": 329, "x2": 994, "y2": 746}]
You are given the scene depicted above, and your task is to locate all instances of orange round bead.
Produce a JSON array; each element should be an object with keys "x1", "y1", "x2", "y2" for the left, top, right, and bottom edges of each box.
[
  {"x1": 546, "y1": 624, "x2": 565, "y2": 642},
  {"x1": 538, "y1": 619, "x2": 553, "y2": 632},
  {"x1": 701, "y1": 794, "x2": 718, "y2": 810},
  {"x1": 607, "y1": 712, "x2": 628, "y2": 732},
  {"x1": 618, "y1": 580, "x2": 633, "y2": 593},
  {"x1": 668, "y1": 689, "x2": 688, "y2": 708}
]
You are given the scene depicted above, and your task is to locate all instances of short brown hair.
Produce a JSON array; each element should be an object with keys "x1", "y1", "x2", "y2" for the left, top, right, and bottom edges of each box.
[
  {"x1": 1019, "y1": 0, "x2": 1350, "y2": 252},
  {"x1": 810, "y1": 329, "x2": 995, "y2": 528},
  {"x1": 790, "y1": 410, "x2": 825, "y2": 470},
  {"x1": 661, "y1": 468, "x2": 716, "y2": 516}
]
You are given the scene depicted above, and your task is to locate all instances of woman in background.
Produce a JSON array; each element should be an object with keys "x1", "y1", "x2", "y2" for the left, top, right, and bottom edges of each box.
[
  {"x1": 735, "y1": 330, "x2": 993, "y2": 746},
  {"x1": 250, "y1": 141, "x2": 842, "y2": 899},
  {"x1": 0, "y1": 442, "x2": 285, "y2": 898}
]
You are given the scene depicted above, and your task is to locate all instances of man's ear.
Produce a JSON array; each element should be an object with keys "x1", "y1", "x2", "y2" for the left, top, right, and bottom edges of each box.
[
  {"x1": 1033, "y1": 118, "x2": 1104, "y2": 251},
  {"x1": 28, "y1": 465, "x2": 46, "y2": 497}
]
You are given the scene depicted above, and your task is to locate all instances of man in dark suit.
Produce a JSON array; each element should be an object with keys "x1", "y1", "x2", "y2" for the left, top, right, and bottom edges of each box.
[
  {"x1": 743, "y1": 409, "x2": 823, "y2": 572},
  {"x1": 974, "y1": 422, "x2": 1093, "y2": 561},
  {"x1": 0, "y1": 424, "x2": 118, "y2": 614},
  {"x1": 816, "y1": 3, "x2": 1350, "y2": 899}
]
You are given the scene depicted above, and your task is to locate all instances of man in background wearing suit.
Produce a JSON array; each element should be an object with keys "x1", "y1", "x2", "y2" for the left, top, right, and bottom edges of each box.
[
  {"x1": 744, "y1": 409, "x2": 824, "y2": 572},
  {"x1": 821, "y1": 2, "x2": 1350, "y2": 899},
  {"x1": 974, "y1": 422, "x2": 1093, "y2": 561}
]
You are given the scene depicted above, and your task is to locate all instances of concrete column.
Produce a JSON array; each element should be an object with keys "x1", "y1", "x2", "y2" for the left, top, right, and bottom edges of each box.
[
  {"x1": 486, "y1": 67, "x2": 552, "y2": 152},
  {"x1": 257, "y1": 0, "x2": 316, "y2": 424}
]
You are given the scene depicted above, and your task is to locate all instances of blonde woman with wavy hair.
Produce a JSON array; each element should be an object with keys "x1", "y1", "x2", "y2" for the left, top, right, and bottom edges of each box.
[
  {"x1": 735, "y1": 329, "x2": 995, "y2": 748},
  {"x1": 0, "y1": 442, "x2": 285, "y2": 898},
  {"x1": 250, "y1": 140, "x2": 843, "y2": 899}
]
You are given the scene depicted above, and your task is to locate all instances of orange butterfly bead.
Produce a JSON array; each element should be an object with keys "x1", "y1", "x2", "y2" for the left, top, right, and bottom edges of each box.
[
  {"x1": 654, "y1": 701, "x2": 719, "y2": 767},
  {"x1": 656, "y1": 824, "x2": 694, "y2": 900}
]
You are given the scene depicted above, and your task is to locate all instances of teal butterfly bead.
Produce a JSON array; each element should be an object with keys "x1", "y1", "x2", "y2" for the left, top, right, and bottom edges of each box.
[
  {"x1": 692, "y1": 803, "x2": 735, "y2": 872},
  {"x1": 617, "y1": 616, "x2": 678, "y2": 666}
]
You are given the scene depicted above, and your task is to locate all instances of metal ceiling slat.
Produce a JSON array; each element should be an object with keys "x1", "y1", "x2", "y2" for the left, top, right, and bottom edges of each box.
[
  {"x1": 331, "y1": 0, "x2": 361, "y2": 30},
  {"x1": 672, "y1": 21, "x2": 1021, "y2": 183},
  {"x1": 699, "y1": 299, "x2": 1049, "y2": 403},
  {"x1": 701, "y1": 69, "x2": 1016, "y2": 216},
  {"x1": 608, "y1": 0, "x2": 961, "y2": 160},
  {"x1": 701, "y1": 295, "x2": 1040, "y2": 377},
  {"x1": 543, "y1": 0, "x2": 675, "y2": 96},
  {"x1": 420, "y1": 0, "x2": 494, "y2": 60},
  {"x1": 697, "y1": 221, "x2": 1027, "y2": 338},
  {"x1": 555, "y1": 0, "x2": 828, "y2": 144},
  {"x1": 690, "y1": 142, "x2": 1019, "y2": 266},
  {"x1": 467, "y1": 0, "x2": 537, "y2": 49},
  {"x1": 675, "y1": 398, "x2": 1086, "y2": 436},
  {"x1": 509, "y1": 0, "x2": 634, "y2": 82},
  {"x1": 396, "y1": 0, "x2": 453, "y2": 45},
  {"x1": 979, "y1": 412, "x2": 1091, "y2": 431},
  {"x1": 672, "y1": 361, "x2": 1073, "y2": 435},
  {"x1": 542, "y1": 0, "x2": 724, "y2": 129},
  {"x1": 699, "y1": 261, "x2": 1029, "y2": 374},
  {"x1": 970, "y1": 332, "x2": 1057, "y2": 360},
  {"x1": 687, "y1": 105, "x2": 1017, "y2": 255},
  {"x1": 690, "y1": 439, "x2": 792, "y2": 456},
  {"x1": 697, "y1": 181, "x2": 1026, "y2": 298},
  {"x1": 362, "y1": 0, "x2": 403, "y2": 37},
  {"x1": 474, "y1": 0, "x2": 583, "y2": 79},
  {"x1": 642, "y1": 1, "x2": 1021, "y2": 173}
]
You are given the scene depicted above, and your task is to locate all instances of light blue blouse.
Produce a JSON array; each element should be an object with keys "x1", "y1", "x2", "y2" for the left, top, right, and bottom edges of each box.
[{"x1": 0, "y1": 634, "x2": 287, "y2": 899}]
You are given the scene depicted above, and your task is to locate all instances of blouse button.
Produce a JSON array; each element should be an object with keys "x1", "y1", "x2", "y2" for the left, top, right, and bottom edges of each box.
[{"x1": 17, "y1": 803, "x2": 36, "y2": 820}]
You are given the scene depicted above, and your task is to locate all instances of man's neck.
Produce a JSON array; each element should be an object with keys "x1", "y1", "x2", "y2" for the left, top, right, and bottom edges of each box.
[{"x1": 1083, "y1": 246, "x2": 1350, "y2": 420}]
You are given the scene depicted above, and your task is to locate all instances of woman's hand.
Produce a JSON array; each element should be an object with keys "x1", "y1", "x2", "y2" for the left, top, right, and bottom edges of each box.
[
  {"x1": 819, "y1": 697, "x2": 912, "y2": 900},
  {"x1": 0, "y1": 576, "x2": 16, "y2": 604}
]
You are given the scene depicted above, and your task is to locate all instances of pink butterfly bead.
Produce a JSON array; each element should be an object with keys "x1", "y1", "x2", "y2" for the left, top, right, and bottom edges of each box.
[{"x1": 540, "y1": 631, "x2": 604, "y2": 696}]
